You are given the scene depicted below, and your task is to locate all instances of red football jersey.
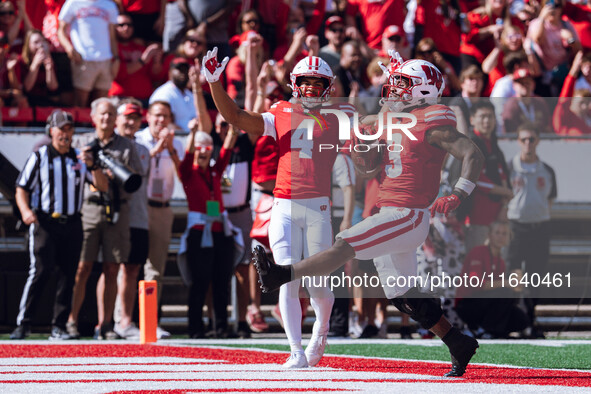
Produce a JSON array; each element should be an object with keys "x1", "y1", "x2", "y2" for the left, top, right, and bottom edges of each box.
[
  {"x1": 376, "y1": 104, "x2": 456, "y2": 209},
  {"x1": 264, "y1": 100, "x2": 355, "y2": 199}
]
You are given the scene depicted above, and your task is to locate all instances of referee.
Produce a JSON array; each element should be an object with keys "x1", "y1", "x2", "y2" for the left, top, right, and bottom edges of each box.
[{"x1": 10, "y1": 110, "x2": 108, "y2": 340}]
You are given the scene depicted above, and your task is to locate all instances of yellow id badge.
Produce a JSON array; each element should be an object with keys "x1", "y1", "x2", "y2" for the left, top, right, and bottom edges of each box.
[{"x1": 206, "y1": 200, "x2": 220, "y2": 217}]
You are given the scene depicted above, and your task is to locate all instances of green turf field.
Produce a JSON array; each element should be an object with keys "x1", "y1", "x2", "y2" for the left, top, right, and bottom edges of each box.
[{"x1": 222, "y1": 343, "x2": 591, "y2": 370}]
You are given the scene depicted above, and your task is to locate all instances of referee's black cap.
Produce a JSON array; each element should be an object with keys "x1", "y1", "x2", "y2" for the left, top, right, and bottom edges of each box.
[{"x1": 47, "y1": 109, "x2": 74, "y2": 129}]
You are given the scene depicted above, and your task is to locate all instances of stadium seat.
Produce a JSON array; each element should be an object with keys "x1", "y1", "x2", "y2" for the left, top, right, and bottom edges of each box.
[
  {"x1": 35, "y1": 106, "x2": 60, "y2": 123},
  {"x1": 74, "y1": 107, "x2": 92, "y2": 124},
  {"x1": 1, "y1": 107, "x2": 34, "y2": 123}
]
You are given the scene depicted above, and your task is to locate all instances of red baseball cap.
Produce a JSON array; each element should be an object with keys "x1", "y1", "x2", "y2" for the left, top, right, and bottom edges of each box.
[
  {"x1": 326, "y1": 16, "x2": 344, "y2": 29},
  {"x1": 170, "y1": 57, "x2": 190, "y2": 69},
  {"x1": 512, "y1": 68, "x2": 533, "y2": 81},
  {"x1": 239, "y1": 30, "x2": 258, "y2": 46},
  {"x1": 118, "y1": 103, "x2": 142, "y2": 116}
]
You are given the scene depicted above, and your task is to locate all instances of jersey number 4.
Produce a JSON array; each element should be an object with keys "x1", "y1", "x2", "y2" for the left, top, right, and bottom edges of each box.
[{"x1": 291, "y1": 119, "x2": 315, "y2": 159}]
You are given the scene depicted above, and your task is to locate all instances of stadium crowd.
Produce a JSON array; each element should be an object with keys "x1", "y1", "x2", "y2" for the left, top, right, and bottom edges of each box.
[{"x1": 4, "y1": 0, "x2": 582, "y2": 343}]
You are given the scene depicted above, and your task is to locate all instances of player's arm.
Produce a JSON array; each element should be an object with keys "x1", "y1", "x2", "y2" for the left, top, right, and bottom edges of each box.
[
  {"x1": 427, "y1": 125, "x2": 485, "y2": 216},
  {"x1": 428, "y1": 125, "x2": 484, "y2": 194},
  {"x1": 202, "y1": 47, "x2": 265, "y2": 138}
]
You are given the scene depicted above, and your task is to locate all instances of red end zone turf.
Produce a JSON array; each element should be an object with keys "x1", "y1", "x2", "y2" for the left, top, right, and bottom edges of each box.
[{"x1": 0, "y1": 344, "x2": 590, "y2": 390}]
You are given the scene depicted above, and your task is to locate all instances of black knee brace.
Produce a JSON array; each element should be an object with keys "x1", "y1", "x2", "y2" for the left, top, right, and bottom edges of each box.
[{"x1": 390, "y1": 288, "x2": 443, "y2": 330}]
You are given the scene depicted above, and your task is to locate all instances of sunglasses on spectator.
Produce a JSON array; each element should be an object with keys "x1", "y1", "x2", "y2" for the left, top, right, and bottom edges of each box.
[
  {"x1": 0, "y1": 11, "x2": 15, "y2": 16},
  {"x1": 186, "y1": 38, "x2": 205, "y2": 46},
  {"x1": 519, "y1": 137, "x2": 537, "y2": 143},
  {"x1": 417, "y1": 48, "x2": 434, "y2": 55},
  {"x1": 195, "y1": 145, "x2": 213, "y2": 152},
  {"x1": 388, "y1": 36, "x2": 402, "y2": 43},
  {"x1": 329, "y1": 27, "x2": 344, "y2": 33},
  {"x1": 117, "y1": 22, "x2": 133, "y2": 27},
  {"x1": 507, "y1": 33, "x2": 522, "y2": 40},
  {"x1": 244, "y1": 19, "x2": 259, "y2": 25}
]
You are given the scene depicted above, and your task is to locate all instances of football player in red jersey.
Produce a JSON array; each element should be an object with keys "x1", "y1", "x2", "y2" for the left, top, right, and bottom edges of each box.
[
  {"x1": 254, "y1": 55, "x2": 486, "y2": 377},
  {"x1": 202, "y1": 48, "x2": 355, "y2": 368}
]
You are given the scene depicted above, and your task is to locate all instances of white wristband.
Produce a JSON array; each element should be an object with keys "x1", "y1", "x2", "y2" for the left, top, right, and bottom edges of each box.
[{"x1": 454, "y1": 177, "x2": 476, "y2": 195}]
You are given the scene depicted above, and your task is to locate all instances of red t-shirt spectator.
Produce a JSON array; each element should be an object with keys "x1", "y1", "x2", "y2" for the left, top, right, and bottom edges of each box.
[
  {"x1": 109, "y1": 40, "x2": 157, "y2": 100},
  {"x1": 18, "y1": 56, "x2": 55, "y2": 101},
  {"x1": 225, "y1": 55, "x2": 245, "y2": 105},
  {"x1": 42, "y1": 0, "x2": 65, "y2": 52},
  {"x1": 563, "y1": 3, "x2": 591, "y2": 51},
  {"x1": 460, "y1": 10, "x2": 523, "y2": 63},
  {"x1": 415, "y1": 0, "x2": 461, "y2": 57},
  {"x1": 252, "y1": 136, "x2": 279, "y2": 186},
  {"x1": 553, "y1": 73, "x2": 591, "y2": 136},
  {"x1": 120, "y1": 0, "x2": 160, "y2": 14},
  {"x1": 459, "y1": 0, "x2": 480, "y2": 13},
  {"x1": 179, "y1": 147, "x2": 232, "y2": 232},
  {"x1": 346, "y1": 0, "x2": 406, "y2": 50},
  {"x1": 5, "y1": 0, "x2": 45, "y2": 29}
]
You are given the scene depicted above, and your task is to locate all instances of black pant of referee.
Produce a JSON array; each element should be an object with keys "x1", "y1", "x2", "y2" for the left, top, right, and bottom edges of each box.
[{"x1": 12, "y1": 213, "x2": 83, "y2": 339}]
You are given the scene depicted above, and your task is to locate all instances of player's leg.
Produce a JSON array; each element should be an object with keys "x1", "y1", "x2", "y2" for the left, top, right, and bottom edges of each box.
[
  {"x1": 302, "y1": 197, "x2": 334, "y2": 336},
  {"x1": 269, "y1": 198, "x2": 307, "y2": 368},
  {"x1": 254, "y1": 207, "x2": 424, "y2": 292},
  {"x1": 302, "y1": 198, "x2": 335, "y2": 367},
  {"x1": 376, "y1": 249, "x2": 478, "y2": 377},
  {"x1": 348, "y1": 208, "x2": 478, "y2": 377}
]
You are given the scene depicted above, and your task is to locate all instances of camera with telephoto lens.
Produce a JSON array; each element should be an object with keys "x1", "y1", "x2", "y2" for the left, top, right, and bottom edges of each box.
[{"x1": 87, "y1": 139, "x2": 141, "y2": 193}]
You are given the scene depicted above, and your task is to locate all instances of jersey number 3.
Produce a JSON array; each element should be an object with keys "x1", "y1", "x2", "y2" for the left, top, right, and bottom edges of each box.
[{"x1": 385, "y1": 133, "x2": 403, "y2": 179}]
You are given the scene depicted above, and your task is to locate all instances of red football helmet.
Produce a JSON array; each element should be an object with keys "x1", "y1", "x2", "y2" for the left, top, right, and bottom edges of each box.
[
  {"x1": 381, "y1": 59, "x2": 445, "y2": 111},
  {"x1": 289, "y1": 56, "x2": 334, "y2": 101}
]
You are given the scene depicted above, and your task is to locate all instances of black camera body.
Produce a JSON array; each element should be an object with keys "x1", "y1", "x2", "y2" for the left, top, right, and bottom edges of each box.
[{"x1": 87, "y1": 139, "x2": 141, "y2": 193}]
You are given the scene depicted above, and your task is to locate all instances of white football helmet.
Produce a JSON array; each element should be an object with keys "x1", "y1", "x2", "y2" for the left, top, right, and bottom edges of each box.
[
  {"x1": 381, "y1": 59, "x2": 445, "y2": 111},
  {"x1": 289, "y1": 56, "x2": 334, "y2": 101}
]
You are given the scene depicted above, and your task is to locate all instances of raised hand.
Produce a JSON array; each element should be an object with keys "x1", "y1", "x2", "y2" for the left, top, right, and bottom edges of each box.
[
  {"x1": 201, "y1": 47, "x2": 229, "y2": 83},
  {"x1": 388, "y1": 50, "x2": 404, "y2": 69}
]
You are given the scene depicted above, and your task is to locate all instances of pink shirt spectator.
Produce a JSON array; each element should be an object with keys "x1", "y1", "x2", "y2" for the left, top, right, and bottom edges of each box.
[{"x1": 527, "y1": 17, "x2": 578, "y2": 71}]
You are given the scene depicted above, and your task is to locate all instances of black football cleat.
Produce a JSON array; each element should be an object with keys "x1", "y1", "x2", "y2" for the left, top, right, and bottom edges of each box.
[
  {"x1": 445, "y1": 334, "x2": 479, "y2": 377},
  {"x1": 252, "y1": 245, "x2": 292, "y2": 293}
]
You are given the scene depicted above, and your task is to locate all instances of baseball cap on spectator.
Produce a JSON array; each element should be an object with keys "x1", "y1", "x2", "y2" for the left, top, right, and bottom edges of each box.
[
  {"x1": 47, "y1": 110, "x2": 74, "y2": 129},
  {"x1": 239, "y1": 30, "x2": 258, "y2": 46},
  {"x1": 170, "y1": 57, "x2": 190, "y2": 70},
  {"x1": 118, "y1": 102, "x2": 141, "y2": 117},
  {"x1": 383, "y1": 25, "x2": 405, "y2": 41},
  {"x1": 326, "y1": 16, "x2": 344, "y2": 30},
  {"x1": 512, "y1": 68, "x2": 533, "y2": 82}
]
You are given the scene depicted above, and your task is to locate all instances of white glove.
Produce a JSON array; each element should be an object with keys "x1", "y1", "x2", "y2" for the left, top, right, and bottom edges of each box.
[
  {"x1": 378, "y1": 61, "x2": 389, "y2": 76},
  {"x1": 201, "y1": 47, "x2": 229, "y2": 83},
  {"x1": 387, "y1": 50, "x2": 404, "y2": 69}
]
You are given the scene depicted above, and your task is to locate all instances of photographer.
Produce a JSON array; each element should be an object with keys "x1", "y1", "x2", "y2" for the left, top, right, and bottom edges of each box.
[
  {"x1": 66, "y1": 98, "x2": 143, "y2": 340},
  {"x1": 10, "y1": 110, "x2": 108, "y2": 340}
]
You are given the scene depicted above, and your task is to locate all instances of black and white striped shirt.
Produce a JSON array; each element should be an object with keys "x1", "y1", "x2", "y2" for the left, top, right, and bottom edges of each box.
[{"x1": 16, "y1": 144, "x2": 92, "y2": 215}]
